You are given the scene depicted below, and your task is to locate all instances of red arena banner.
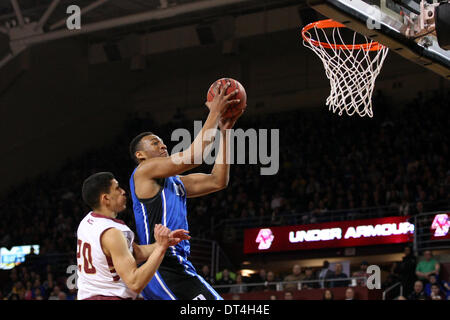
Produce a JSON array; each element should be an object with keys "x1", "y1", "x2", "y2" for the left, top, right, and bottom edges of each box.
[
  {"x1": 430, "y1": 213, "x2": 450, "y2": 240},
  {"x1": 244, "y1": 216, "x2": 414, "y2": 254}
]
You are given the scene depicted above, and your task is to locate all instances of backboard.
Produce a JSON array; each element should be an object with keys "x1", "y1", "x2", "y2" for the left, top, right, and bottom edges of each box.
[{"x1": 307, "y1": 0, "x2": 450, "y2": 78}]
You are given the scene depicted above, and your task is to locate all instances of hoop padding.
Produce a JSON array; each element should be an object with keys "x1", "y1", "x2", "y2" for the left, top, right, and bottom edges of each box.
[{"x1": 302, "y1": 19, "x2": 389, "y2": 117}]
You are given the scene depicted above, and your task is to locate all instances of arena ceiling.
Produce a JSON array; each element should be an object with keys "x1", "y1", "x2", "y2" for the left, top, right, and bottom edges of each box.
[
  {"x1": 0, "y1": 0, "x2": 303, "y2": 36},
  {"x1": 0, "y1": 0, "x2": 303, "y2": 68}
]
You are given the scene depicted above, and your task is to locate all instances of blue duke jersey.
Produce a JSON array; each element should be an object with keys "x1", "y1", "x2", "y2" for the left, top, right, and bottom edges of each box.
[
  {"x1": 129, "y1": 168, "x2": 222, "y2": 300},
  {"x1": 130, "y1": 171, "x2": 190, "y2": 255}
]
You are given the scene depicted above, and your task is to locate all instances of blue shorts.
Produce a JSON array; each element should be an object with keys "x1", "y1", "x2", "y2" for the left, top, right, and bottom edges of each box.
[{"x1": 142, "y1": 254, "x2": 222, "y2": 300}]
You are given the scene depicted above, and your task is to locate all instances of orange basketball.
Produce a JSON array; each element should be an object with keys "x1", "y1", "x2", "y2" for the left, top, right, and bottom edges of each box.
[{"x1": 207, "y1": 78, "x2": 247, "y2": 119}]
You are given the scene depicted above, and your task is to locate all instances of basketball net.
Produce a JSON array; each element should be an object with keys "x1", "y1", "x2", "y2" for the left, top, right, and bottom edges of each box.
[{"x1": 302, "y1": 19, "x2": 389, "y2": 117}]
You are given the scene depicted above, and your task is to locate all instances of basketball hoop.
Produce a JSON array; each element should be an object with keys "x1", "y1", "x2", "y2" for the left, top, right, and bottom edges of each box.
[{"x1": 302, "y1": 19, "x2": 389, "y2": 117}]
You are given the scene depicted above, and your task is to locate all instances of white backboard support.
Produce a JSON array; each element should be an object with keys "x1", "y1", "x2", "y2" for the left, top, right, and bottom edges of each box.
[{"x1": 307, "y1": 0, "x2": 450, "y2": 78}]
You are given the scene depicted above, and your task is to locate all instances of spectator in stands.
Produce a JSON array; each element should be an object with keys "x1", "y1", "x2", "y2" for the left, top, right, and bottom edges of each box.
[
  {"x1": 415, "y1": 250, "x2": 440, "y2": 283},
  {"x1": 302, "y1": 267, "x2": 319, "y2": 289},
  {"x1": 3, "y1": 269, "x2": 18, "y2": 297},
  {"x1": 429, "y1": 284, "x2": 445, "y2": 300},
  {"x1": 23, "y1": 247, "x2": 39, "y2": 270},
  {"x1": 34, "y1": 292, "x2": 44, "y2": 300},
  {"x1": 395, "y1": 246, "x2": 417, "y2": 295},
  {"x1": 284, "y1": 291, "x2": 294, "y2": 300},
  {"x1": 43, "y1": 273, "x2": 55, "y2": 298},
  {"x1": 413, "y1": 201, "x2": 425, "y2": 215},
  {"x1": 442, "y1": 281, "x2": 450, "y2": 300},
  {"x1": 200, "y1": 265, "x2": 215, "y2": 285},
  {"x1": 24, "y1": 281, "x2": 33, "y2": 300},
  {"x1": 407, "y1": 280, "x2": 427, "y2": 300},
  {"x1": 269, "y1": 294, "x2": 277, "y2": 300},
  {"x1": 231, "y1": 294, "x2": 240, "y2": 300},
  {"x1": 398, "y1": 198, "x2": 411, "y2": 216},
  {"x1": 57, "y1": 291, "x2": 67, "y2": 301},
  {"x1": 10, "y1": 281, "x2": 25, "y2": 298},
  {"x1": 352, "y1": 261, "x2": 370, "y2": 287},
  {"x1": 263, "y1": 271, "x2": 278, "y2": 291},
  {"x1": 328, "y1": 263, "x2": 350, "y2": 288},
  {"x1": 48, "y1": 286, "x2": 62, "y2": 300},
  {"x1": 29, "y1": 271, "x2": 38, "y2": 283},
  {"x1": 66, "y1": 287, "x2": 77, "y2": 300},
  {"x1": 322, "y1": 289, "x2": 334, "y2": 301},
  {"x1": 344, "y1": 288, "x2": 356, "y2": 300},
  {"x1": 284, "y1": 264, "x2": 304, "y2": 291},
  {"x1": 270, "y1": 207, "x2": 285, "y2": 226},
  {"x1": 424, "y1": 274, "x2": 442, "y2": 296},
  {"x1": 318, "y1": 260, "x2": 333, "y2": 288},
  {"x1": 32, "y1": 278, "x2": 45, "y2": 298},
  {"x1": 250, "y1": 268, "x2": 268, "y2": 292},
  {"x1": 19, "y1": 267, "x2": 30, "y2": 285},
  {"x1": 229, "y1": 274, "x2": 248, "y2": 294},
  {"x1": 215, "y1": 269, "x2": 235, "y2": 294},
  {"x1": 270, "y1": 192, "x2": 284, "y2": 210}
]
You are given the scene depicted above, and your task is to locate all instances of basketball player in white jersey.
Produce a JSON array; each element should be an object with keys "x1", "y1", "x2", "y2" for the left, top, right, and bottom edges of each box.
[{"x1": 77, "y1": 171, "x2": 190, "y2": 300}]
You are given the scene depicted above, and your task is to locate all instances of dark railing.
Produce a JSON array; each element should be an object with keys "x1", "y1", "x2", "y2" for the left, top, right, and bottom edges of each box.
[
  {"x1": 382, "y1": 282, "x2": 403, "y2": 300},
  {"x1": 214, "y1": 277, "x2": 405, "y2": 300},
  {"x1": 189, "y1": 239, "x2": 236, "y2": 279},
  {"x1": 212, "y1": 276, "x2": 368, "y2": 292}
]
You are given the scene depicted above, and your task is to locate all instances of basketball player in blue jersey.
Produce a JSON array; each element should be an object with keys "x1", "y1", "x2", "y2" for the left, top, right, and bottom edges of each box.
[{"x1": 128, "y1": 82, "x2": 244, "y2": 300}]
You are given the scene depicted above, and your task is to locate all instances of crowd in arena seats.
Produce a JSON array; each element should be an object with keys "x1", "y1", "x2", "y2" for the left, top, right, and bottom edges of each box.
[
  {"x1": 192, "y1": 89, "x2": 449, "y2": 241},
  {"x1": 4, "y1": 246, "x2": 448, "y2": 300},
  {"x1": 0, "y1": 89, "x2": 449, "y2": 299},
  {"x1": 202, "y1": 248, "x2": 450, "y2": 300},
  {"x1": 385, "y1": 249, "x2": 450, "y2": 300},
  {"x1": 0, "y1": 261, "x2": 77, "y2": 300}
]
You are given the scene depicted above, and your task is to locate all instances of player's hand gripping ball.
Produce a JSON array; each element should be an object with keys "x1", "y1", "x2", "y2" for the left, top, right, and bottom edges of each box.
[{"x1": 207, "y1": 78, "x2": 247, "y2": 119}]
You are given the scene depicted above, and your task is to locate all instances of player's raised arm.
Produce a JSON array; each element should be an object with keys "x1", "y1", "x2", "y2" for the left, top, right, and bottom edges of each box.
[
  {"x1": 101, "y1": 224, "x2": 181, "y2": 294},
  {"x1": 180, "y1": 110, "x2": 243, "y2": 198},
  {"x1": 133, "y1": 81, "x2": 240, "y2": 180}
]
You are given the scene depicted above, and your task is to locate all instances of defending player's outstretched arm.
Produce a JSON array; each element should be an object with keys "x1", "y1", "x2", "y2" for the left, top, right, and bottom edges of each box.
[
  {"x1": 132, "y1": 229, "x2": 190, "y2": 264},
  {"x1": 135, "y1": 82, "x2": 240, "y2": 180},
  {"x1": 101, "y1": 224, "x2": 185, "y2": 294},
  {"x1": 179, "y1": 110, "x2": 243, "y2": 198}
]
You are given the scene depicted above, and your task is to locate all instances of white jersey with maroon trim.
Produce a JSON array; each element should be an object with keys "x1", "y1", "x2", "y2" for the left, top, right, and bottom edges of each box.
[{"x1": 76, "y1": 211, "x2": 138, "y2": 300}]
